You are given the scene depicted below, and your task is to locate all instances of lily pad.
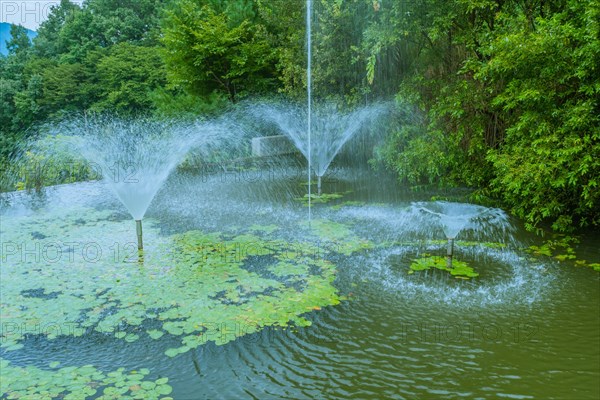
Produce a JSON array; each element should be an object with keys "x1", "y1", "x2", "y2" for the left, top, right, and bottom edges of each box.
[
  {"x1": 526, "y1": 235, "x2": 599, "y2": 272},
  {"x1": 303, "y1": 219, "x2": 373, "y2": 255},
  {"x1": 295, "y1": 192, "x2": 346, "y2": 205},
  {"x1": 409, "y1": 256, "x2": 479, "y2": 279},
  {"x1": 0, "y1": 358, "x2": 171, "y2": 400},
  {"x1": 147, "y1": 330, "x2": 164, "y2": 340}
]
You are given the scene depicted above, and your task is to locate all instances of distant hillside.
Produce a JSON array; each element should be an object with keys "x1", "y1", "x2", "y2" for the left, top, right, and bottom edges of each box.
[{"x1": 0, "y1": 22, "x2": 37, "y2": 56}]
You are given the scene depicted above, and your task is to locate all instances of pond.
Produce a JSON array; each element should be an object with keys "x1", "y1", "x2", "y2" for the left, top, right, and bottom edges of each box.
[{"x1": 1, "y1": 165, "x2": 599, "y2": 399}]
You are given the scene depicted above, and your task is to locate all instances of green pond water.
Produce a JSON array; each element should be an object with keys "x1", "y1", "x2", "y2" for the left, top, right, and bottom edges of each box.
[{"x1": 0, "y1": 169, "x2": 598, "y2": 399}]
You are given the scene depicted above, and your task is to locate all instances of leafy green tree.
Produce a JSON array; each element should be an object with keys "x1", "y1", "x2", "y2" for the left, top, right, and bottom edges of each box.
[
  {"x1": 33, "y1": 0, "x2": 162, "y2": 62},
  {"x1": 32, "y1": 0, "x2": 80, "y2": 58},
  {"x1": 255, "y1": 0, "x2": 305, "y2": 98},
  {"x1": 372, "y1": 0, "x2": 600, "y2": 231},
  {"x1": 39, "y1": 62, "x2": 87, "y2": 114},
  {"x1": 6, "y1": 24, "x2": 32, "y2": 54},
  {"x1": 0, "y1": 74, "x2": 23, "y2": 161},
  {"x1": 161, "y1": 0, "x2": 278, "y2": 102},
  {"x1": 1, "y1": 25, "x2": 34, "y2": 165},
  {"x1": 149, "y1": 88, "x2": 228, "y2": 117},
  {"x1": 92, "y1": 43, "x2": 166, "y2": 113},
  {"x1": 85, "y1": 0, "x2": 162, "y2": 45},
  {"x1": 310, "y1": 0, "x2": 377, "y2": 104},
  {"x1": 481, "y1": 0, "x2": 600, "y2": 231}
]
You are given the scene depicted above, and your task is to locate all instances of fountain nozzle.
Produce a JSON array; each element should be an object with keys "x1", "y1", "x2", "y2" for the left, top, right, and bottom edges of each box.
[
  {"x1": 136, "y1": 220, "x2": 143, "y2": 250},
  {"x1": 317, "y1": 175, "x2": 322, "y2": 196},
  {"x1": 446, "y1": 237, "x2": 454, "y2": 269}
]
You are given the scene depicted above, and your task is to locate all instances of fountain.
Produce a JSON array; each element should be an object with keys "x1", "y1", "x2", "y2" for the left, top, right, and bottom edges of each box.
[
  {"x1": 252, "y1": 102, "x2": 385, "y2": 196},
  {"x1": 3, "y1": 1, "x2": 596, "y2": 398},
  {"x1": 247, "y1": 0, "x2": 386, "y2": 200},
  {"x1": 413, "y1": 201, "x2": 513, "y2": 268},
  {"x1": 48, "y1": 115, "x2": 228, "y2": 250},
  {"x1": 307, "y1": 0, "x2": 312, "y2": 210}
]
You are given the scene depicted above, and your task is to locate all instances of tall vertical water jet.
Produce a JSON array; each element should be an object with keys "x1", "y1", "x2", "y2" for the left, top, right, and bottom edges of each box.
[{"x1": 306, "y1": 0, "x2": 313, "y2": 218}]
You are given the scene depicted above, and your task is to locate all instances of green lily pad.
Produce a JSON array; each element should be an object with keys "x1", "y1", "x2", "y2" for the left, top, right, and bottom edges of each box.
[
  {"x1": 1, "y1": 205, "x2": 353, "y2": 391},
  {"x1": 295, "y1": 192, "x2": 347, "y2": 205},
  {"x1": 164, "y1": 348, "x2": 180, "y2": 358},
  {"x1": 0, "y1": 358, "x2": 169, "y2": 400},
  {"x1": 526, "y1": 234, "x2": 598, "y2": 272},
  {"x1": 146, "y1": 330, "x2": 164, "y2": 340},
  {"x1": 409, "y1": 256, "x2": 479, "y2": 279}
]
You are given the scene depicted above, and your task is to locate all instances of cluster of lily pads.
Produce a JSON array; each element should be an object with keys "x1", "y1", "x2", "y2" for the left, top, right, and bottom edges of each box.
[
  {"x1": 1, "y1": 208, "x2": 357, "y2": 351},
  {"x1": 408, "y1": 255, "x2": 479, "y2": 279},
  {"x1": 0, "y1": 206, "x2": 376, "y2": 397},
  {"x1": 527, "y1": 235, "x2": 600, "y2": 271},
  {"x1": 295, "y1": 192, "x2": 345, "y2": 204},
  {"x1": 0, "y1": 359, "x2": 172, "y2": 400}
]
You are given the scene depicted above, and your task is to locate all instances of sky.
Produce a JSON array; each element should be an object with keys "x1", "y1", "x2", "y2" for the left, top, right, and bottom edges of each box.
[{"x1": 0, "y1": 0, "x2": 84, "y2": 30}]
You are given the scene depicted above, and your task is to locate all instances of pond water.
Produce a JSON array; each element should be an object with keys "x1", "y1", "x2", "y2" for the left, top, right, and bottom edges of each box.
[{"x1": 1, "y1": 165, "x2": 599, "y2": 399}]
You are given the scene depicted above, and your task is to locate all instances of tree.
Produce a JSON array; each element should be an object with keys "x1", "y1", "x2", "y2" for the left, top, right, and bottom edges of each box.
[
  {"x1": 32, "y1": 0, "x2": 80, "y2": 58},
  {"x1": 255, "y1": 0, "x2": 304, "y2": 98},
  {"x1": 6, "y1": 24, "x2": 32, "y2": 55},
  {"x1": 161, "y1": 0, "x2": 278, "y2": 102},
  {"x1": 33, "y1": 0, "x2": 162, "y2": 62},
  {"x1": 39, "y1": 62, "x2": 87, "y2": 114},
  {"x1": 371, "y1": 0, "x2": 600, "y2": 231},
  {"x1": 481, "y1": 0, "x2": 600, "y2": 231},
  {"x1": 93, "y1": 43, "x2": 166, "y2": 113}
]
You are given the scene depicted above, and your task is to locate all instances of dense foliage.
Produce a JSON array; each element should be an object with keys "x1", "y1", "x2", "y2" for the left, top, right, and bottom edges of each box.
[
  {"x1": 0, "y1": 0, "x2": 598, "y2": 231},
  {"x1": 368, "y1": 0, "x2": 599, "y2": 231}
]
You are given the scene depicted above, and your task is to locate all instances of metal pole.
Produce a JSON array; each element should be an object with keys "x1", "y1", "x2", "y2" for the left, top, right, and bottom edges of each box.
[
  {"x1": 136, "y1": 220, "x2": 143, "y2": 250},
  {"x1": 446, "y1": 237, "x2": 454, "y2": 269},
  {"x1": 317, "y1": 175, "x2": 322, "y2": 196}
]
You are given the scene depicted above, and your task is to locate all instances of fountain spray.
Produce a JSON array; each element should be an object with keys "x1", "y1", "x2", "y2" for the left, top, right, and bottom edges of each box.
[
  {"x1": 414, "y1": 201, "x2": 515, "y2": 270},
  {"x1": 307, "y1": 0, "x2": 312, "y2": 219},
  {"x1": 54, "y1": 116, "x2": 231, "y2": 253}
]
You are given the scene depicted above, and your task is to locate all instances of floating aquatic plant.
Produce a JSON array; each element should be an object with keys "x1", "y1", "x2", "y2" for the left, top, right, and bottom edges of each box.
[
  {"x1": 0, "y1": 207, "x2": 369, "y2": 359},
  {"x1": 295, "y1": 192, "x2": 346, "y2": 205},
  {"x1": 303, "y1": 219, "x2": 374, "y2": 255},
  {"x1": 526, "y1": 235, "x2": 600, "y2": 271},
  {"x1": 408, "y1": 255, "x2": 479, "y2": 279},
  {"x1": 0, "y1": 359, "x2": 172, "y2": 400}
]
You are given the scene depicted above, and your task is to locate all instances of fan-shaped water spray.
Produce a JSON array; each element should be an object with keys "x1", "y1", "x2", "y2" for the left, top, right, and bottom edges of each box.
[
  {"x1": 411, "y1": 201, "x2": 513, "y2": 268},
  {"x1": 414, "y1": 201, "x2": 509, "y2": 239},
  {"x1": 44, "y1": 115, "x2": 235, "y2": 249},
  {"x1": 251, "y1": 102, "x2": 387, "y2": 195},
  {"x1": 337, "y1": 200, "x2": 515, "y2": 269}
]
